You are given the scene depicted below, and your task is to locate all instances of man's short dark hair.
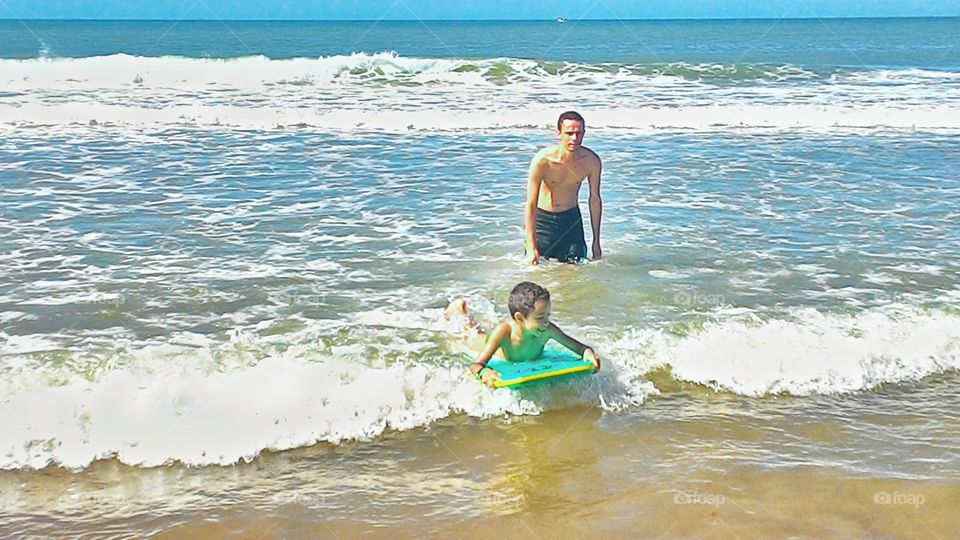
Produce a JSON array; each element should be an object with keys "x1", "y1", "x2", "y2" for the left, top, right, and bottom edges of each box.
[
  {"x1": 508, "y1": 282, "x2": 551, "y2": 317},
  {"x1": 557, "y1": 111, "x2": 585, "y2": 131}
]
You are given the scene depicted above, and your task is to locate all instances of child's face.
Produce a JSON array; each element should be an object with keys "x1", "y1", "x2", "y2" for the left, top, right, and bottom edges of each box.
[{"x1": 518, "y1": 299, "x2": 551, "y2": 335}]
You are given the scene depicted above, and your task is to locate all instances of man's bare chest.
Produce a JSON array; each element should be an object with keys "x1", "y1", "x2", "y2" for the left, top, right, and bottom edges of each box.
[{"x1": 542, "y1": 162, "x2": 588, "y2": 188}]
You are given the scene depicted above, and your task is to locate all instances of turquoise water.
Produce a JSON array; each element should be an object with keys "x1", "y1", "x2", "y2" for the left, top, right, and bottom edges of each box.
[{"x1": 3, "y1": 19, "x2": 960, "y2": 69}]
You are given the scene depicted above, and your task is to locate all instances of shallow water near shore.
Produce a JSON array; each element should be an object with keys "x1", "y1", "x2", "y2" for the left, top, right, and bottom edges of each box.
[{"x1": 3, "y1": 372, "x2": 958, "y2": 537}]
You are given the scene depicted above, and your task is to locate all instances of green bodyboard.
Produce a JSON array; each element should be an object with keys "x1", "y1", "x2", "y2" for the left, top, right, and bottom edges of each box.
[{"x1": 483, "y1": 349, "x2": 594, "y2": 389}]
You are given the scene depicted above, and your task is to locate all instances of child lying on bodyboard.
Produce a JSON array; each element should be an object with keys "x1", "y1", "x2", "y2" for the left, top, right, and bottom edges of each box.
[{"x1": 446, "y1": 281, "x2": 601, "y2": 388}]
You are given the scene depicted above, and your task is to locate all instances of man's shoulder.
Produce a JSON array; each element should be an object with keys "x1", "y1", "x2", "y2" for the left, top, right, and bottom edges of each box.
[
  {"x1": 578, "y1": 147, "x2": 602, "y2": 174},
  {"x1": 532, "y1": 145, "x2": 561, "y2": 163},
  {"x1": 579, "y1": 146, "x2": 601, "y2": 163}
]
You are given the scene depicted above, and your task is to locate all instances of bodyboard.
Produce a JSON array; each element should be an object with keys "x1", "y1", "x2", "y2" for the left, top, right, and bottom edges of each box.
[{"x1": 484, "y1": 350, "x2": 594, "y2": 389}]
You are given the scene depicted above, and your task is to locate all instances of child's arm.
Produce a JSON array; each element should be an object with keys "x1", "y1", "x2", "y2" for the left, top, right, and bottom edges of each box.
[
  {"x1": 547, "y1": 323, "x2": 601, "y2": 372},
  {"x1": 470, "y1": 322, "x2": 511, "y2": 387}
]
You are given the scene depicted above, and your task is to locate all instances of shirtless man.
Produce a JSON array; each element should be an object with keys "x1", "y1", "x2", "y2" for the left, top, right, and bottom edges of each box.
[{"x1": 524, "y1": 111, "x2": 602, "y2": 265}]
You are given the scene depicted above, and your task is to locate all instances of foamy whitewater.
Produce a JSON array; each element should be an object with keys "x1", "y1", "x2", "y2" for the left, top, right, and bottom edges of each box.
[
  {"x1": 2, "y1": 306, "x2": 960, "y2": 468},
  {"x1": 3, "y1": 53, "x2": 960, "y2": 131},
  {"x1": 2, "y1": 19, "x2": 960, "y2": 471}
]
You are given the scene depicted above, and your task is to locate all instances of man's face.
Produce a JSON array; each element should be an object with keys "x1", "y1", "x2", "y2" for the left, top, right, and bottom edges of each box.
[{"x1": 558, "y1": 120, "x2": 585, "y2": 152}]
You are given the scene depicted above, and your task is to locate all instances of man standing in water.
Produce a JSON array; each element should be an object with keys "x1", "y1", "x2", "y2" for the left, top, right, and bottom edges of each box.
[{"x1": 524, "y1": 111, "x2": 603, "y2": 264}]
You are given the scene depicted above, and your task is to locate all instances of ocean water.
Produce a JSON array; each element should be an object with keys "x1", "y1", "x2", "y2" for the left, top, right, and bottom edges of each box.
[{"x1": 1, "y1": 18, "x2": 960, "y2": 538}]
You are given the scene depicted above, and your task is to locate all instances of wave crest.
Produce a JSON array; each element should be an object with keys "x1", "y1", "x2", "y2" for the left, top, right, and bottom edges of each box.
[
  {"x1": 610, "y1": 306, "x2": 960, "y2": 397},
  {"x1": 0, "y1": 52, "x2": 823, "y2": 87}
]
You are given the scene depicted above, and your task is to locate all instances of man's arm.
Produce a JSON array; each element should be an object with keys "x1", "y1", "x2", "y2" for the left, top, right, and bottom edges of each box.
[
  {"x1": 587, "y1": 155, "x2": 603, "y2": 260},
  {"x1": 524, "y1": 155, "x2": 544, "y2": 265},
  {"x1": 470, "y1": 322, "x2": 510, "y2": 386},
  {"x1": 547, "y1": 323, "x2": 601, "y2": 372}
]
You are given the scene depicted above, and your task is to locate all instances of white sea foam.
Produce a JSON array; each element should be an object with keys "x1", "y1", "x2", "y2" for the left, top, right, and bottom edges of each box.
[
  {"x1": 609, "y1": 307, "x2": 960, "y2": 397},
  {"x1": 837, "y1": 68, "x2": 960, "y2": 83},
  {"x1": 0, "y1": 53, "x2": 803, "y2": 89},
  {"x1": 0, "y1": 340, "x2": 637, "y2": 470},
  {"x1": 885, "y1": 263, "x2": 944, "y2": 275},
  {"x1": 0, "y1": 52, "x2": 471, "y2": 88},
  {"x1": 0, "y1": 333, "x2": 61, "y2": 355},
  {"x1": 648, "y1": 269, "x2": 693, "y2": 279},
  {"x1": 4, "y1": 103, "x2": 960, "y2": 132},
  {"x1": 862, "y1": 271, "x2": 903, "y2": 285},
  {"x1": 0, "y1": 355, "x2": 499, "y2": 469},
  {"x1": 0, "y1": 306, "x2": 957, "y2": 469},
  {"x1": 0, "y1": 312, "x2": 28, "y2": 324},
  {"x1": 3, "y1": 53, "x2": 960, "y2": 132}
]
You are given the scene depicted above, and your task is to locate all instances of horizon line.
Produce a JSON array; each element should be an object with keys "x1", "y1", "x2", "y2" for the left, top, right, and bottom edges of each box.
[{"x1": 2, "y1": 15, "x2": 960, "y2": 22}]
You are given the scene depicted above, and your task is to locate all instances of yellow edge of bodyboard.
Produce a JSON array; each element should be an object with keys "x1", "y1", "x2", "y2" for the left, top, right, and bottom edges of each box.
[{"x1": 492, "y1": 364, "x2": 594, "y2": 389}]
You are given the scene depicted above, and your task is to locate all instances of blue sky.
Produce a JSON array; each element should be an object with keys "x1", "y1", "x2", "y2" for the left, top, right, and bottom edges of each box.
[{"x1": 2, "y1": 0, "x2": 959, "y2": 20}]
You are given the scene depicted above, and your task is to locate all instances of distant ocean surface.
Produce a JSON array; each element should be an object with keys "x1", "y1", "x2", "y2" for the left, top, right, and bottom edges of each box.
[{"x1": 1, "y1": 19, "x2": 959, "y2": 538}]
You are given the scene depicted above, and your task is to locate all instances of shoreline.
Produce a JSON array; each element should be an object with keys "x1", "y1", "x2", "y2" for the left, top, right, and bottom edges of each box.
[{"x1": 4, "y1": 399, "x2": 958, "y2": 538}]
